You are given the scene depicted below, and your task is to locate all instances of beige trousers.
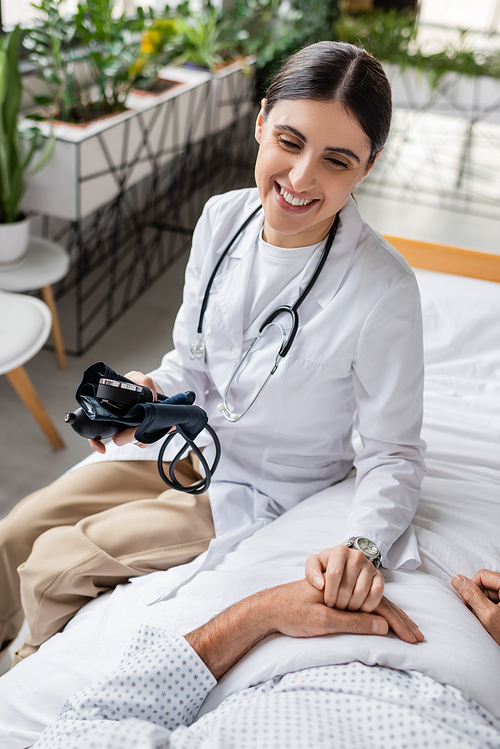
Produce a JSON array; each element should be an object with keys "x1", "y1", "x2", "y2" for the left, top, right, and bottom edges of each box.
[{"x1": 0, "y1": 456, "x2": 214, "y2": 664}]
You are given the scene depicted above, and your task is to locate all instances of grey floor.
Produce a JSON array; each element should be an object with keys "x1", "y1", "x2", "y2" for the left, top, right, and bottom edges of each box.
[
  {"x1": 0, "y1": 249, "x2": 188, "y2": 518},
  {"x1": 1, "y1": 187, "x2": 499, "y2": 520}
]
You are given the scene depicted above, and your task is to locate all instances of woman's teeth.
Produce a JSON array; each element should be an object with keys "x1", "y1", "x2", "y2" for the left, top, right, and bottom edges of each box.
[{"x1": 280, "y1": 187, "x2": 313, "y2": 206}]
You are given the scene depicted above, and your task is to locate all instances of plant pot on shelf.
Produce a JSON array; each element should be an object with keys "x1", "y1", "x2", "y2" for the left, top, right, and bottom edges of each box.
[
  {"x1": 0, "y1": 215, "x2": 31, "y2": 267},
  {"x1": 129, "y1": 77, "x2": 181, "y2": 98},
  {"x1": 210, "y1": 57, "x2": 256, "y2": 135},
  {"x1": 21, "y1": 66, "x2": 212, "y2": 222}
]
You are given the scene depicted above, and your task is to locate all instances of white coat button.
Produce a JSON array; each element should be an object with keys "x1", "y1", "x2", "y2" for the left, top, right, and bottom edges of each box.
[{"x1": 230, "y1": 347, "x2": 240, "y2": 359}]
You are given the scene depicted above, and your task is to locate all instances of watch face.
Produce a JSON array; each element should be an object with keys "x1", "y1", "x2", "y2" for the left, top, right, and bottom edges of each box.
[{"x1": 356, "y1": 537, "x2": 379, "y2": 556}]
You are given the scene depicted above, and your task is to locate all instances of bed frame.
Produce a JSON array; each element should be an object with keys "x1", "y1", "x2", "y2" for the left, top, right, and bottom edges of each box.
[{"x1": 383, "y1": 235, "x2": 500, "y2": 283}]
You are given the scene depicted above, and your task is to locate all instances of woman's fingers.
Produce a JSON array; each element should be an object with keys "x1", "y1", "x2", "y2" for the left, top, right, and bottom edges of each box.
[
  {"x1": 88, "y1": 438, "x2": 106, "y2": 454},
  {"x1": 112, "y1": 427, "x2": 141, "y2": 447},
  {"x1": 327, "y1": 549, "x2": 382, "y2": 610},
  {"x1": 124, "y1": 371, "x2": 163, "y2": 399},
  {"x1": 323, "y1": 549, "x2": 349, "y2": 607},
  {"x1": 306, "y1": 546, "x2": 385, "y2": 610},
  {"x1": 356, "y1": 569, "x2": 385, "y2": 612},
  {"x1": 306, "y1": 554, "x2": 423, "y2": 644},
  {"x1": 305, "y1": 548, "x2": 346, "y2": 604},
  {"x1": 305, "y1": 552, "x2": 326, "y2": 590},
  {"x1": 339, "y1": 562, "x2": 383, "y2": 612}
]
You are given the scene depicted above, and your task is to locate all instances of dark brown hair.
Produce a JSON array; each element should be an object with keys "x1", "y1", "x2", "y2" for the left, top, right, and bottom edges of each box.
[{"x1": 264, "y1": 41, "x2": 392, "y2": 164}]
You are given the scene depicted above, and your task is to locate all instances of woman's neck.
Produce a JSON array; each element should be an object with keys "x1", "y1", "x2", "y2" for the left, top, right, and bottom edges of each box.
[{"x1": 262, "y1": 216, "x2": 335, "y2": 248}]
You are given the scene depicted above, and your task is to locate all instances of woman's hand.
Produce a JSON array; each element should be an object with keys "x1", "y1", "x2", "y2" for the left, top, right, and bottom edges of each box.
[
  {"x1": 452, "y1": 570, "x2": 500, "y2": 646},
  {"x1": 306, "y1": 545, "x2": 384, "y2": 612},
  {"x1": 88, "y1": 371, "x2": 164, "y2": 454}
]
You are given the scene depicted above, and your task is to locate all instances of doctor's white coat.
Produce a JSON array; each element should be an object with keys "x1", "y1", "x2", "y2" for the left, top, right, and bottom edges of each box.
[{"x1": 77, "y1": 187, "x2": 426, "y2": 601}]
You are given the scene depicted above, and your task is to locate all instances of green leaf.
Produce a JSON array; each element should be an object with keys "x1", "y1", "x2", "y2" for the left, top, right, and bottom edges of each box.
[
  {"x1": 33, "y1": 95, "x2": 55, "y2": 107},
  {"x1": 3, "y1": 27, "x2": 23, "y2": 142},
  {"x1": 26, "y1": 131, "x2": 55, "y2": 177},
  {"x1": 0, "y1": 51, "x2": 8, "y2": 107}
]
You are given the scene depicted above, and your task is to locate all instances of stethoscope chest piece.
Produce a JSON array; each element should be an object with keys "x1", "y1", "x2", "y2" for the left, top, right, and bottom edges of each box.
[{"x1": 190, "y1": 333, "x2": 205, "y2": 361}]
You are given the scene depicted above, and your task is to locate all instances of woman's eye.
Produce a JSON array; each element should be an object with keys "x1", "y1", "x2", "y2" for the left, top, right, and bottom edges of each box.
[
  {"x1": 327, "y1": 157, "x2": 348, "y2": 169},
  {"x1": 277, "y1": 136, "x2": 300, "y2": 150}
]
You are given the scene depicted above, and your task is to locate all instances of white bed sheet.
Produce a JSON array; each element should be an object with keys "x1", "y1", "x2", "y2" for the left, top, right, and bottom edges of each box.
[{"x1": 1, "y1": 268, "x2": 500, "y2": 747}]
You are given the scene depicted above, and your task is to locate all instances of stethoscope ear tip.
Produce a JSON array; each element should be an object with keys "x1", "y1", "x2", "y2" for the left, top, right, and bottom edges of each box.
[{"x1": 217, "y1": 403, "x2": 225, "y2": 413}]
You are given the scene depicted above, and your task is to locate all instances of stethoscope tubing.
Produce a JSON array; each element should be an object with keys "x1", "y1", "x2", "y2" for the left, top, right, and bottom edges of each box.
[
  {"x1": 211, "y1": 209, "x2": 341, "y2": 422},
  {"x1": 196, "y1": 204, "x2": 264, "y2": 336},
  {"x1": 197, "y1": 207, "x2": 340, "y2": 349}
]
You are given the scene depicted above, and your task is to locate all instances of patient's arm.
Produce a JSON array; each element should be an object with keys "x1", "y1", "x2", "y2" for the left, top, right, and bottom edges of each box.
[
  {"x1": 186, "y1": 577, "x2": 423, "y2": 680},
  {"x1": 452, "y1": 570, "x2": 500, "y2": 646},
  {"x1": 33, "y1": 579, "x2": 422, "y2": 749}
]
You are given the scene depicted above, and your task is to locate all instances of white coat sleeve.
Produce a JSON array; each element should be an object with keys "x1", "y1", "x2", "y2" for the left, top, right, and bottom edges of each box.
[
  {"x1": 32, "y1": 628, "x2": 216, "y2": 749},
  {"x1": 347, "y1": 275, "x2": 426, "y2": 570},
  {"x1": 146, "y1": 198, "x2": 218, "y2": 408}
]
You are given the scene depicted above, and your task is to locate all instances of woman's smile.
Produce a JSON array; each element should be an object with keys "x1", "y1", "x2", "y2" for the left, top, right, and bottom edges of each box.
[
  {"x1": 275, "y1": 182, "x2": 318, "y2": 209},
  {"x1": 254, "y1": 99, "x2": 375, "y2": 248}
]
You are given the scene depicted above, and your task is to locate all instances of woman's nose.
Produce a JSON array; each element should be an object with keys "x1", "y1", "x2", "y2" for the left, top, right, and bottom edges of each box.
[{"x1": 289, "y1": 157, "x2": 316, "y2": 194}]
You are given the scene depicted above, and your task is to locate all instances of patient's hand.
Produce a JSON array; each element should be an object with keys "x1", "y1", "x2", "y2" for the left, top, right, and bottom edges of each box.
[
  {"x1": 452, "y1": 570, "x2": 500, "y2": 646},
  {"x1": 187, "y1": 578, "x2": 423, "y2": 680},
  {"x1": 306, "y1": 545, "x2": 384, "y2": 612},
  {"x1": 269, "y1": 579, "x2": 423, "y2": 644}
]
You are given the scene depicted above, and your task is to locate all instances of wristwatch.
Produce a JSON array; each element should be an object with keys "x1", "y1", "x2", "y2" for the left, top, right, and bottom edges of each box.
[{"x1": 344, "y1": 536, "x2": 382, "y2": 569}]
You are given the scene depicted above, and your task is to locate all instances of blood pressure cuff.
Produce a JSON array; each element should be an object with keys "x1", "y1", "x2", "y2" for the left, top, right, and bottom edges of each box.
[{"x1": 75, "y1": 361, "x2": 208, "y2": 443}]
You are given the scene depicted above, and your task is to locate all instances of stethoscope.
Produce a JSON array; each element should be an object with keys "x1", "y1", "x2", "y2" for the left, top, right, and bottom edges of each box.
[{"x1": 190, "y1": 205, "x2": 341, "y2": 422}]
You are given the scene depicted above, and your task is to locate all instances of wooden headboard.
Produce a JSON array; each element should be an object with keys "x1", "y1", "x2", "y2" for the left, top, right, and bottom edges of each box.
[{"x1": 383, "y1": 235, "x2": 500, "y2": 284}]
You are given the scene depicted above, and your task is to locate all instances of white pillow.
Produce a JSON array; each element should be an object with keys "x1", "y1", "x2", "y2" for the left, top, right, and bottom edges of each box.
[{"x1": 416, "y1": 268, "x2": 500, "y2": 381}]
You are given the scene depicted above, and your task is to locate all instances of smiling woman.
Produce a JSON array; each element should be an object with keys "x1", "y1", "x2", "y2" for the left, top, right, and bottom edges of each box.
[
  {"x1": 254, "y1": 42, "x2": 391, "y2": 247},
  {"x1": 255, "y1": 99, "x2": 374, "y2": 247},
  {"x1": 0, "y1": 41, "x2": 426, "y2": 676}
]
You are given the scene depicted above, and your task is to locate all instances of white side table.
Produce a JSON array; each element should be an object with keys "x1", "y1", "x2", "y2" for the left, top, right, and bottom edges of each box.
[
  {"x1": 0, "y1": 291, "x2": 64, "y2": 450},
  {"x1": 0, "y1": 237, "x2": 70, "y2": 368}
]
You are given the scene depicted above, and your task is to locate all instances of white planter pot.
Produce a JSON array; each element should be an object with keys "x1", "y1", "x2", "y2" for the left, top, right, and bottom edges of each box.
[
  {"x1": 21, "y1": 67, "x2": 212, "y2": 222},
  {"x1": 0, "y1": 215, "x2": 31, "y2": 267},
  {"x1": 210, "y1": 57, "x2": 256, "y2": 134}
]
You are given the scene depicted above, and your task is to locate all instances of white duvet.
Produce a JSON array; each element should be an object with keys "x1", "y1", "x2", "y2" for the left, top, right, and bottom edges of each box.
[{"x1": 1, "y1": 268, "x2": 500, "y2": 747}]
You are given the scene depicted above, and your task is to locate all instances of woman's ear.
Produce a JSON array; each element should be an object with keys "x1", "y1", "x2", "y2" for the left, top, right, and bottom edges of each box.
[
  {"x1": 356, "y1": 149, "x2": 382, "y2": 185},
  {"x1": 255, "y1": 99, "x2": 266, "y2": 144}
]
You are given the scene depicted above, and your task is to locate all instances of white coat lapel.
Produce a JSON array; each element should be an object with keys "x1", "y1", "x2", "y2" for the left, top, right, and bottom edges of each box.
[
  {"x1": 212, "y1": 231, "x2": 257, "y2": 349},
  {"x1": 205, "y1": 227, "x2": 259, "y2": 395},
  {"x1": 307, "y1": 197, "x2": 363, "y2": 310}
]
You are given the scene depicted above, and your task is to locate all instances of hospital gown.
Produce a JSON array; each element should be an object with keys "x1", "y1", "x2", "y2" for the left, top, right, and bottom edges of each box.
[{"x1": 33, "y1": 626, "x2": 500, "y2": 749}]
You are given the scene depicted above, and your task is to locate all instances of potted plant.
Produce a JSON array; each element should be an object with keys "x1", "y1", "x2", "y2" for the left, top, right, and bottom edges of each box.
[
  {"x1": 174, "y1": 5, "x2": 230, "y2": 72},
  {"x1": 129, "y1": 18, "x2": 180, "y2": 95},
  {"x1": 20, "y1": 0, "x2": 214, "y2": 221},
  {"x1": 163, "y1": 4, "x2": 256, "y2": 134},
  {"x1": 0, "y1": 26, "x2": 54, "y2": 266},
  {"x1": 24, "y1": 0, "x2": 149, "y2": 124}
]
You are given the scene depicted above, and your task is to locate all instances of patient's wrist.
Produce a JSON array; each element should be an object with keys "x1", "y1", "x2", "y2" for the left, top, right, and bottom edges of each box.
[{"x1": 185, "y1": 589, "x2": 276, "y2": 680}]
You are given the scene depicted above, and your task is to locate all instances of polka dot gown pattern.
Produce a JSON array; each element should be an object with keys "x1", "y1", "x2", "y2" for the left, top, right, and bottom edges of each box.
[{"x1": 34, "y1": 627, "x2": 500, "y2": 749}]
